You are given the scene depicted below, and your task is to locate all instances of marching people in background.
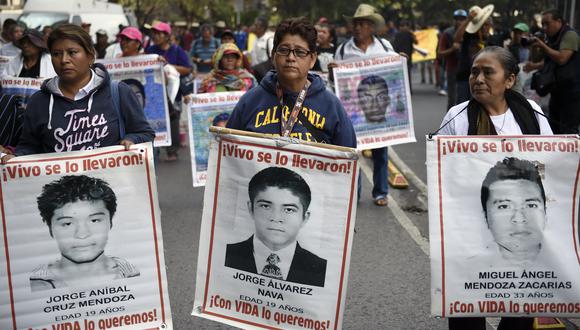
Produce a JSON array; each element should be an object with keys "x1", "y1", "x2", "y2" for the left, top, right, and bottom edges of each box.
[
  {"x1": 198, "y1": 43, "x2": 256, "y2": 93},
  {"x1": 524, "y1": 9, "x2": 580, "y2": 133},
  {"x1": 438, "y1": 9, "x2": 468, "y2": 109},
  {"x1": 312, "y1": 23, "x2": 336, "y2": 72},
  {"x1": 249, "y1": 16, "x2": 274, "y2": 67},
  {"x1": 506, "y1": 23, "x2": 531, "y2": 64},
  {"x1": 191, "y1": 23, "x2": 220, "y2": 74},
  {"x1": 332, "y1": 3, "x2": 397, "y2": 206},
  {"x1": 119, "y1": 27, "x2": 143, "y2": 57},
  {"x1": 95, "y1": 29, "x2": 109, "y2": 59},
  {"x1": 227, "y1": 17, "x2": 356, "y2": 149},
  {"x1": 393, "y1": 20, "x2": 417, "y2": 92},
  {"x1": 2, "y1": 29, "x2": 56, "y2": 78},
  {"x1": 42, "y1": 26, "x2": 53, "y2": 43},
  {"x1": 0, "y1": 24, "x2": 154, "y2": 163},
  {"x1": 453, "y1": 5, "x2": 495, "y2": 104},
  {"x1": 437, "y1": 46, "x2": 552, "y2": 330},
  {"x1": 0, "y1": 22, "x2": 25, "y2": 57},
  {"x1": 0, "y1": 19, "x2": 17, "y2": 48},
  {"x1": 146, "y1": 21, "x2": 192, "y2": 162},
  {"x1": 220, "y1": 29, "x2": 253, "y2": 72}
]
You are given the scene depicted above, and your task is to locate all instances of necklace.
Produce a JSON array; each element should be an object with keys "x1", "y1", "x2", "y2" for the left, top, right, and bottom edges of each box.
[{"x1": 496, "y1": 111, "x2": 507, "y2": 134}]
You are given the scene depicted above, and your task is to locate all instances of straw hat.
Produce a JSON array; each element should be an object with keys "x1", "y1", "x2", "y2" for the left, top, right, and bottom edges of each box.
[
  {"x1": 344, "y1": 4, "x2": 385, "y2": 28},
  {"x1": 465, "y1": 4, "x2": 494, "y2": 34}
]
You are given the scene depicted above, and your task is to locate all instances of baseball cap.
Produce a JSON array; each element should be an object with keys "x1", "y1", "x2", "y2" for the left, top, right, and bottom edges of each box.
[
  {"x1": 513, "y1": 22, "x2": 530, "y2": 32},
  {"x1": 151, "y1": 21, "x2": 171, "y2": 35},
  {"x1": 221, "y1": 29, "x2": 235, "y2": 39},
  {"x1": 96, "y1": 29, "x2": 107, "y2": 36},
  {"x1": 119, "y1": 27, "x2": 143, "y2": 43},
  {"x1": 453, "y1": 9, "x2": 468, "y2": 18}
]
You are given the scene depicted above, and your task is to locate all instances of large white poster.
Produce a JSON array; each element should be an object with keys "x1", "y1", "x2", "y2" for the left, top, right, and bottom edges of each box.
[
  {"x1": 98, "y1": 55, "x2": 171, "y2": 147},
  {"x1": 0, "y1": 143, "x2": 172, "y2": 329},
  {"x1": 193, "y1": 129, "x2": 358, "y2": 329},
  {"x1": 427, "y1": 135, "x2": 580, "y2": 317},
  {"x1": 333, "y1": 55, "x2": 416, "y2": 150}
]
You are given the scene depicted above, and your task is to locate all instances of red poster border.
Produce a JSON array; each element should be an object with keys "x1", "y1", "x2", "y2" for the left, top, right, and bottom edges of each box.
[
  {"x1": 0, "y1": 147, "x2": 168, "y2": 329},
  {"x1": 201, "y1": 137, "x2": 358, "y2": 329},
  {"x1": 436, "y1": 135, "x2": 580, "y2": 317}
]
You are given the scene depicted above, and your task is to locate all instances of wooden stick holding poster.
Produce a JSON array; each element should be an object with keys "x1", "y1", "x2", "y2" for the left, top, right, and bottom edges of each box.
[
  {"x1": 97, "y1": 55, "x2": 171, "y2": 147},
  {"x1": 427, "y1": 135, "x2": 580, "y2": 318},
  {"x1": 188, "y1": 91, "x2": 245, "y2": 187},
  {"x1": 333, "y1": 55, "x2": 416, "y2": 150},
  {"x1": 193, "y1": 128, "x2": 358, "y2": 329},
  {"x1": 0, "y1": 143, "x2": 172, "y2": 329}
]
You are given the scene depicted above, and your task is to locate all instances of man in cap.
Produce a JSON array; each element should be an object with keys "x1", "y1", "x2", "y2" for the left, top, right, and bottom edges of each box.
[
  {"x1": 81, "y1": 22, "x2": 91, "y2": 34},
  {"x1": 507, "y1": 23, "x2": 531, "y2": 64},
  {"x1": 331, "y1": 3, "x2": 397, "y2": 207},
  {"x1": 453, "y1": 5, "x2": 495, "y2": 103},
  {"x1": 95, "y1": 29, "x2": 109, "y2": 59},
  {"x1": 437, "y1": 9, "x2": 467, "y2": 108},
  {"x1": 191, "y1": 23, "x2": 220, "y2": 73}
]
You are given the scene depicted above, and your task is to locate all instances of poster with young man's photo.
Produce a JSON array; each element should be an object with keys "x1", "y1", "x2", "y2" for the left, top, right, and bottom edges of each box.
[
  {"x1": 333, "y1": 55, "x2": 416, "y2": 150},
  {"x1": 187, "y1": 91, "x2": 244, "y2": 187},
  {"x1": 192, "y1": 129, "x2": 358, "y2": 329},
  {"x1": 427, "y1": 135, "x2": 580, "y2": 318},
  {"x1": 0, "y1": 143, "x2": 172, "y2": 329},
  {"x1": 97, "y1": 55, "x2": 171, "y2": 147}
]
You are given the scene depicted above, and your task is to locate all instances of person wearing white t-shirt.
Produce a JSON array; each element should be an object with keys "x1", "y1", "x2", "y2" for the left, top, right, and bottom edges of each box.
[
  {"x1": 437, "y1": 46, "x2": 551, "y2": 330},
  {"x1": 249, "y1": 16, "x2": 274, "y2": 67}
]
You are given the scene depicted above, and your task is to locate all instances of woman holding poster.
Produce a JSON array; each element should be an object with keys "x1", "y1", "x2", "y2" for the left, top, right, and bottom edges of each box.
[
  {"x1": 198, "y1": 43, "x2": 256, "y2": 93},
  {"x1": 436, "y1": 46, "x2": 552, "y2": 329},
  {"x1": 0, "y1": 24, "x2": 154, "y2": 163},
  {"x1": 226, "y1": 17, "x2": 356, "y2": 148}
]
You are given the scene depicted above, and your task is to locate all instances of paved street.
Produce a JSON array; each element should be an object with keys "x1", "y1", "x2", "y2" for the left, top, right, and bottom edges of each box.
[{"x1": 156, "y1": 71, "x2": 579, "y2": 329}]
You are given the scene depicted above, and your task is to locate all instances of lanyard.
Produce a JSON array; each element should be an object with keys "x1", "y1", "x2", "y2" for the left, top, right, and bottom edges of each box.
[{"x1": 276, "y1": 80, "x2": 311, "y2": 137}]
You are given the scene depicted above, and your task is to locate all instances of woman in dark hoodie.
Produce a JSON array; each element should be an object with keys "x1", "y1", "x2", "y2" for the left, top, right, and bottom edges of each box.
[{"x1": 1, "y1": 24, "x2": 154, "y2": 162}]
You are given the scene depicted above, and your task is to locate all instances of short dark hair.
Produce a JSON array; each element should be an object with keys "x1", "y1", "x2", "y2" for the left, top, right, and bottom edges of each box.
[
  {"x1": 273, "y1": 17, "x2": 317, "y2": 53},
  {"x1": 254, "y1": 17, "x2": 269, "y2": 30},
  {"x1": 542, "y1": 9, "x2": 564, "y2": 22},
  {"x1": 481, "y1": 157, "x2": 546, "y2": 215},
  {"x1": 248, "y1": 167, "x2": 311, "y2": 215},
  {"x1": 48, "y1": 24, "x2": 96, "y2": 59},
  {"x1": 122, "y1": 79, "x2": 146, "y2": 107},
  {"x1": 37, "y1": 175, "x2": 117, "y2": 228},
  {"x1": 357, "y1": 74, "x2": 389, "y2": 97},
  {"x1": 2, "y1": 18, "x2": 16, "y2": 32}
]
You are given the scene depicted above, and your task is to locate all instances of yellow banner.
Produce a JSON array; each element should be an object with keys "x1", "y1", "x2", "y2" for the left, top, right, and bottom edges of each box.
[{"x1": 412, "y1": 28, "x2": 439, "y2": 63}]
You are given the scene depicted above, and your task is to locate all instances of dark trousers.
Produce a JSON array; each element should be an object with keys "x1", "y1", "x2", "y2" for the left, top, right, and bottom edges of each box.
[
  {"x1": 449, "y1": 317, "x2": 533, "y2": 330},
  {"x1": 166, "y1": 109, "x2": 182, "y2": 156},
  {"x1": 548, "y1": 90, "x2": 580, "y2": 133}
]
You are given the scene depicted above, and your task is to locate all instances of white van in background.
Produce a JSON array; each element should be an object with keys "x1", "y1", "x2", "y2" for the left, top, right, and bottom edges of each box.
[{"x1": 18, "y1": 0, "x2": 136, "y2": 42}]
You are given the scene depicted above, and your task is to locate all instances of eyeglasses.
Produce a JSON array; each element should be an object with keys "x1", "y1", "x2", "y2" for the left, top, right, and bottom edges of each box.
[{"x1": 275, "y1": 47, "x2": 312, "y2": 58}]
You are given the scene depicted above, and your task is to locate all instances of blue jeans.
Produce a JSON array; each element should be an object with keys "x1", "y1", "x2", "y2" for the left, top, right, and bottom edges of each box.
[{"x1": 372, "y1": 147, "x2": 388, "y2": 198}]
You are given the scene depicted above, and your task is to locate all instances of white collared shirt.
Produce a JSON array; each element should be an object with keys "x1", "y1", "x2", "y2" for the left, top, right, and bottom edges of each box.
[
  {"x1": 54, "y1": 69, "x2": 97, "y2": 100},
  {"x1": 253, "y1": 236, "x2": 297, "y2": 280},
  {"x1": 335, "y1": 36, "x2": 396, "y2": 61}
]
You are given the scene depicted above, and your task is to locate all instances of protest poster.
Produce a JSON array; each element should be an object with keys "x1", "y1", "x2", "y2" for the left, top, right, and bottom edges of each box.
[
  {"x1": 192, "y1": 128, "x2": 358, "y2": 329},
  {"x1": 0, "y1": 143, "x2": 173, "y2": 329},
  {"x1": 187, "y1": 91, "x2": 244, "y2": 187},
  {"x1": 333, "y1": 55, "x2": 416, "y2": 149},
  {"x1": 97, "y1": 55, "x2": 171, "y2": 147},
  {"x1": 412, "y1": 28, "x2": 439, "y2": 63},
  {"x1": 427, "y1": 135, "x2": 580, "y2": 317},
  {"x1": 1, "y1": 76, "x2": 44, "y2": 108}
]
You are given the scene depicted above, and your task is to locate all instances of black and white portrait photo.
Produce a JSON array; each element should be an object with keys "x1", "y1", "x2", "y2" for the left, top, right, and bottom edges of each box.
[
  {"x1": 224, "y1": 167, "x2": 327, "y2": 287},
  {"x1": 29, "y1": 175, "x2": 140, "y2": 291},
  {"x1": 480, "y1": 157, "x2": 547, "y2": 266}
]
